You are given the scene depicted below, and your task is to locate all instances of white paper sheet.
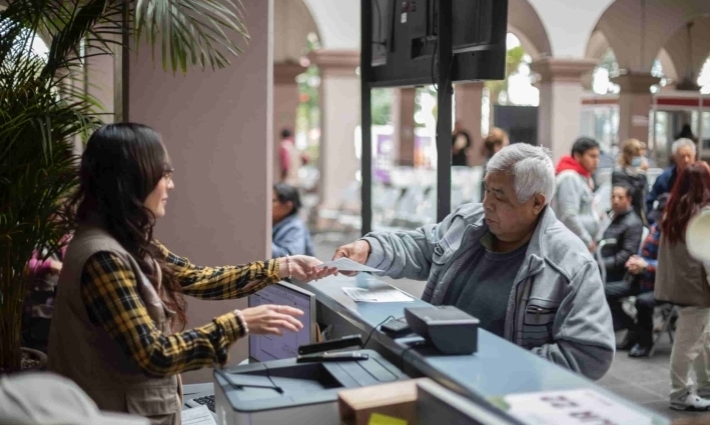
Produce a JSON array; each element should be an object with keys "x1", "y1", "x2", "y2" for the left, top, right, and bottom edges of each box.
[
  {"x1": 494, "y1": 388, "x2": 655, "y2": 425},
  {"x1": 181, "y1": 406, "x2": 217, "y2": 425},
  {"x1": 316, "y1": 258, "x2": 383, "y2": 273},
  {"x1": 342, "y1": 286, "x2": 413, "y2": 303}
]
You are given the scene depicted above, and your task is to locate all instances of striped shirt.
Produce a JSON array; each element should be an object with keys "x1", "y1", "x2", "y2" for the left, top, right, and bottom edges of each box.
[{"x1": 79, "y1": 243, "x2": 279, "y2": 377}]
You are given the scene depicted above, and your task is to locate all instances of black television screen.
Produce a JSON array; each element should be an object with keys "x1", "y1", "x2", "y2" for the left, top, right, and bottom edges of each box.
[{"x1": 367, "y1": 0, "x2": 508, "y2": 86}]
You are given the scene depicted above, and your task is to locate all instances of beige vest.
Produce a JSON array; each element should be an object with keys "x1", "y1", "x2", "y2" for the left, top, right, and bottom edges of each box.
[
  {"x1": 47, "y1": 226, "x2": 181, "y2": 425},
  {"x1": 655, "y1": 236, "x2": 710, "y2": 307}
]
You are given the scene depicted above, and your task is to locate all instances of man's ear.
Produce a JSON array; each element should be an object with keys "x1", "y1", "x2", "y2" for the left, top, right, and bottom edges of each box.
[{"x1": 531, "y1": 193, "x2": 546, "y2": 215}]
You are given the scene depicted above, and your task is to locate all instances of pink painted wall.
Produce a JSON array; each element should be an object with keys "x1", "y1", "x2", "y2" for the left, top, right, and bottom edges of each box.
[{"x1": 128, "y1": 0, "x2": 273, "y2": 384}]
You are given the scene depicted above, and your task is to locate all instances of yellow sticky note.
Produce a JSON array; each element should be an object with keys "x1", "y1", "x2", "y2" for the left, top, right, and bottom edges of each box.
[{"x1": 368, "y1": 412, "x2": 408, "y2": 425}]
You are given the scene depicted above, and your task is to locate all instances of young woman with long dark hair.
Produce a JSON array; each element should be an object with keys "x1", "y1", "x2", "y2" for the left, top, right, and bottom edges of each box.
[
  {"x1": 47, "y1": 123, "x2": 335, "y2": 424},
  {"x1": 655, "y1": 161, "x2": 710, "y2": 411}
]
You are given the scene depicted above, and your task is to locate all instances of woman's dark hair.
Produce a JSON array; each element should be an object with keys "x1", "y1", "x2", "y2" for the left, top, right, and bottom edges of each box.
[
  {"x1": 661, "y1": 162, "x2": 710, "y2": 245},
  {"x1": 571, "y1": 137, "x2": 600, "y2": 157},
  {"x1": 68, "y1": 123, "x2": 186, "y2": 327},
  {"x1": 273, "y1": 183, "x2": 301, "y2": 216}
]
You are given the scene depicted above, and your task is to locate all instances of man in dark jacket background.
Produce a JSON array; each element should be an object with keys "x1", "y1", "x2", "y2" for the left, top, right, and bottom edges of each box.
[
  {"x1": 646, "y1": 138, "x2": 695, "y2": 222},
  {"x1": 601, "y1": 185, "x2": 644, "y2": 282}
]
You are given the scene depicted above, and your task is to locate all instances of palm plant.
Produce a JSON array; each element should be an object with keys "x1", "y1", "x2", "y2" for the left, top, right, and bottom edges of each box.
[{"x1": 0, "y1": 0, "x2": 249, "y2": 372}]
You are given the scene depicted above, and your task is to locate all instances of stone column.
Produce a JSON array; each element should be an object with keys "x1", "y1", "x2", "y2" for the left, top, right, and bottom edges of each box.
[
  {"x1": 611, "y1": 73, "x2": 660, "y2": 144},
  {"x1": 128, "y1": 0, "x2": 273, "y2": 383},
  {"x1": 308, "y1": 49, "x2": 360, "y2": 211},
  {"x1": 530, "y1": 57, "x2": 597, "y2": 162},
  {"x1": 454, "y1": 82, "x2": 485, "y2": 166},
  {"x1": 392, "y1": 88, "x2": 416, "y2": 166},
  {"x1": 273, "y1": 61, "x2": 306, "y2": 182}
]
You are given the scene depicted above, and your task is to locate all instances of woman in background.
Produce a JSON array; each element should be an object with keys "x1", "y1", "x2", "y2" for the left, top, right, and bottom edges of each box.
[
  {"x1": 48, "y1": 123, "x2": 335, "y2": 424},
  {"x1": 479, "y1": 127, "x2": 509, "y2": 201},
  {"x1": 655, "y1": 162, "x2": 710, "y2": 411},
  {"x1": 272, "y1": 183, "x2": 315, "y2": 258},
  {"x1": 612, "y1": 138, "x2": 649, "y2": 225}
]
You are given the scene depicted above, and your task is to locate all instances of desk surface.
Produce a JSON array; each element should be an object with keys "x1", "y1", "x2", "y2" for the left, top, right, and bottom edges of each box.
[{"x1": 303, "y1": 274, "x2": 670, "y2": 424}]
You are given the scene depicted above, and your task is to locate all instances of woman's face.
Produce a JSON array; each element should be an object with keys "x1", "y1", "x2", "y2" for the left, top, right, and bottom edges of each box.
[{"x1": 144, "y1": 167, "x2": 174, "y2": 219}]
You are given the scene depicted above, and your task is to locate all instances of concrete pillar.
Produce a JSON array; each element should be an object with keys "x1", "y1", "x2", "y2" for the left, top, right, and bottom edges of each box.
[
  {"x1": 85, "y1": 39, "x2": 115, "y2": 124},
  {"x1": 128, "y1": 0, "x2": 273, "y2": 383},
  {"x1": 273, "y1": 61, "x2": 306, "y2": 182},
  {"x1": 454, "y1": 82, "x2": 485, "y2": 166},
  {"x1": 309, "y1": 49, "x2": 360, "y2": 210},
  {"x1": 530, "y1": 57, "x2": 597, "y2": 162},
  {"x1": 392, "y1": 88, "x2": 416, "y2": 166},
  {"x1": 611, "y1": 73, "x2": 660, "y2": 144}
]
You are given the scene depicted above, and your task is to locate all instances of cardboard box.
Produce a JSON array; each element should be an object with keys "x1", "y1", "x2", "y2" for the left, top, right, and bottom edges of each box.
[{"x1": 338, "y1": 378, "x2": 432, "y2": 425}]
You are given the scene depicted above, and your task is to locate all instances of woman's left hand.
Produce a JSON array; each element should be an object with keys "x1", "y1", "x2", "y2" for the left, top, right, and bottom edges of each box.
[{"x1": 278, "y1": 256, "x2": 337, "y2": 282}]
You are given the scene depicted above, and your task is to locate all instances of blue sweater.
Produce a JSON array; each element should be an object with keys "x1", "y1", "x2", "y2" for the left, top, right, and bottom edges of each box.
[
  {"x1": 272, "y1": 214, "x2": 315, "y2": 258},
  {"x1": 646, "y1": 166, "x2": 676, "y2": 223}
]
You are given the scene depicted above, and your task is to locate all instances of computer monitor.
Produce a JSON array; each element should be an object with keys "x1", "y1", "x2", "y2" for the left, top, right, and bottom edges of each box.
[{"x1": 247, "y1": 281, "x2": 317, "y2": 362}]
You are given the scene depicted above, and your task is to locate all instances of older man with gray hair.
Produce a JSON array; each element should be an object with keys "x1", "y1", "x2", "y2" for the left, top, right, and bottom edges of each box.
[
  {"x1": 333, "y1": 143, "x2": 615, "y2": 380},
  {"x1": 646, "y1": 137, "x2": 696, "y2": 222}
]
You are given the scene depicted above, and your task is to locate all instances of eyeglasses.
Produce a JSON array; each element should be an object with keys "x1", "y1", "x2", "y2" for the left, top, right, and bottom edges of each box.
[{"x1": 163, "y1": 167, "x2": 174, "y2": 182}]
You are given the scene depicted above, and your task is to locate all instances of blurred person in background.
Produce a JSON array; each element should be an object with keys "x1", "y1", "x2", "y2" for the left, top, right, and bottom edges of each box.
[
  {"x1": 279, "y1": 128, "x2": 301, "y2": 186},
  {"x1": 479, "y1": 127, "x2": 509, "y2": 201},
  {"x1": 272, "y1": 183, "x2": 314, "y2": 258},
  {"x1": 646, "y1": 138, "x2": 696, "y2": 222},
  {"x1": 452, "y1": 120, "x2": 472, "y2": 167},
  {"x1": 612, "y1": 139, "x2": 649, "y2": 225},
  {"x1": 655, "y1": 162, "x2": 710, "y2": 411},
  {"x1": 552, "y1": 137, "x2": 601, "y2": 252}
]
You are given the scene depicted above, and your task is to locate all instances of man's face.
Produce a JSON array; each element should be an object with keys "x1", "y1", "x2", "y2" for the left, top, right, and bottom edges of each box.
[
  {"x1": 573, "y1": 147, "x2": 600, "y2": 174},
  {"x1": 611, "y1": 187, "x2": 632, "y2": 214},
  {"x1": 675, "y1": 146, "x2": 695, "y2": 171},
  {"x1": 483, "y1": 171, "x2": 545, "y2": 242}
]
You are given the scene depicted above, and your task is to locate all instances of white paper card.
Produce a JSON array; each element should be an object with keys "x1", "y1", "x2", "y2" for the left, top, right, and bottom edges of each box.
[
  {"x1": 342, "y1": 287, "x2": 413, "y2": 303},
  {"x1": 495, "y1": 389, "x2": 656, "y2": 425},
  {"x1": 317, "y1": 258, "x2": 383, "y2": 273},
  {"x1": 181, "y1": 406, "x2": 217, "y2": 425}
]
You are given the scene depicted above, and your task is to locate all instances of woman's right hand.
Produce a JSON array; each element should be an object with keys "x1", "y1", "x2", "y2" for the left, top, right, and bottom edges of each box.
[{"x1": 240, "y1": 304, "x2": 304, "y2": 336}]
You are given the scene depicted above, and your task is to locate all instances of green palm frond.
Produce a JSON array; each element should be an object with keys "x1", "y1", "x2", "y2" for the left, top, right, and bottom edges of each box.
[{"x1": 1, "y1": 0, "x2": 250, "y2": 371}]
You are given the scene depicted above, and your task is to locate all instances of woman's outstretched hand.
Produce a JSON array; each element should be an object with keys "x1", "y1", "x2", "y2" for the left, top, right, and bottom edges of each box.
[
  {"x1": 277, "y1": 255, "x2": 337, "y2": 282},
  {"x1": 240, "y1": 304, "x2": 304, "y2": 336}
]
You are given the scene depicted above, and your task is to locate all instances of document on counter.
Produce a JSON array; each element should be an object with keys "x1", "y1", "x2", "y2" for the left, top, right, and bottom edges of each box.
[
  {"x1": 342, "y1": 286, "x2": 413, "y2": 303},
  {"x1": 317, "y1": 257, "x2": 383, "y2": 273},
  {"x1": 488, "y1": 388, "x2": 656, "y2": 425},
  {"x1": 181, "y1": 406, "x2": 217, "y2": 425}
]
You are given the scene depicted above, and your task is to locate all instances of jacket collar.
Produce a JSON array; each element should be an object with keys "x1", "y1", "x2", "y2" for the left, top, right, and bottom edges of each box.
[
  {"x1": 467, "y1": 206, "x2": 555, "y2": 280},
  {"x1": 273, "y1": 214, "x2": 298, "y2": 232}
]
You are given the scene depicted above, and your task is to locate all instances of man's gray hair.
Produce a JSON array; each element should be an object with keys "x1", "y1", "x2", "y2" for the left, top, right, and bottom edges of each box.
[
  {"x1": 672, "y1": 138, "x2": 696, "y2": 155},
  {"x1": 486, "y1": 143, "x2": 556, "y2": 205}
]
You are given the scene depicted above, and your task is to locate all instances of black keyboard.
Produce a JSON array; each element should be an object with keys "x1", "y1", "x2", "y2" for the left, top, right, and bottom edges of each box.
[{"x1": 192, "y1": 395, "x2": 215, "y2": 412}]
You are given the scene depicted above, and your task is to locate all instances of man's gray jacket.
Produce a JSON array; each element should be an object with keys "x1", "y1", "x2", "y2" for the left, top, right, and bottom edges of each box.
[{"x1": 362, "y1": 203, "x2": 615, "y2": 381}]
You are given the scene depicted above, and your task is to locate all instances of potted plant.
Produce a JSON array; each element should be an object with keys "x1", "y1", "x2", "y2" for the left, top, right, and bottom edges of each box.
[{"x1": 0, "y1": 0, "x2": 249, "y2": 373}]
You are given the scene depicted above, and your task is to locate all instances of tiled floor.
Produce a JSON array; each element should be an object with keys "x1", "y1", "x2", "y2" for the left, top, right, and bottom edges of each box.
[{"x1": 313, "y1": 237, "x2": 710, "y2": 424}]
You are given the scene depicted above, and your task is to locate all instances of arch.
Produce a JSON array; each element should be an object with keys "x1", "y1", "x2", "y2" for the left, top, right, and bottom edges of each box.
[
  {"x1": 507, "y1": 0, "x2": 552, "y2": 59},
  {"x1": 274, "y1": 0, "x2": 321, "y2": 63},
  {"x1": 585, "y1": 30, "x2": 611, "y2": 62},
  {"x1": 591, "y1": 0, "x2": 710, "y2": 73},
  {"x1": 656, "y1": 48, "x2": 679, "y2": 84}
]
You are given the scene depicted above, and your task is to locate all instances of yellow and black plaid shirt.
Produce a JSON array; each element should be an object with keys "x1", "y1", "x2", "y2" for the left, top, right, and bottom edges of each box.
[{"x1": 80, "y1": 243, "x2": 280, "y2": 378}]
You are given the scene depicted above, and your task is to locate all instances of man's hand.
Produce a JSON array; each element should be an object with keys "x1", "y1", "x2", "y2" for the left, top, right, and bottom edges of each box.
[
  {"x1": 588, "y1": 240, "x2": 597, "y2": 253},
  {"x1": 625, "y1": 255, "x2": 648, "y2": 275},
  {"x1": 332, "y1": 240, "x2": 371, "y2": 277}
]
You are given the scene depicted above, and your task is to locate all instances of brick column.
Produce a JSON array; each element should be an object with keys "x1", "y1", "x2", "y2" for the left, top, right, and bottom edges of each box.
[
  {"x1": 308, "y1": 49, "x2": 361, "y2": 211},
  {"x1": 454, "y1": 82, "x2": 485, "y2": 166},
  {"x1": 530, "y1": 57, "x2": 597, "y2": 161},
  {"x1": 611, "y1": 72, "x2": 660, "y2": 144},
  {"x1": 273, "y1": 61, "x2": 306, "y2": 182},
  {"x1": 392, "y1": 88, "x2": 416, "y2": 166}
]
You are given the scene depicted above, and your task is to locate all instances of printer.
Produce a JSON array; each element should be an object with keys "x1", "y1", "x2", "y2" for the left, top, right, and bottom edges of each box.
[{"x1": 213, "y1": 349, "x2": 409, "y2": 425}]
